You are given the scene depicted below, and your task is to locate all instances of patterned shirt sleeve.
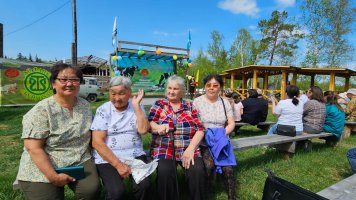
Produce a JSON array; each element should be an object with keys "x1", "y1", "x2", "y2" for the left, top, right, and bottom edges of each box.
[
  {"x1": 148, "y1": 100, "x2": 163, "y2": 123},
  {"x1": 22, "y1": 105, "x2": 49, "y2": 139},
  {"x1": 91, "y1": 104, "x2": 109, "y2": 131},
  {"x1": 303, "y1": 101, "x2": 312, "y2": 117}
]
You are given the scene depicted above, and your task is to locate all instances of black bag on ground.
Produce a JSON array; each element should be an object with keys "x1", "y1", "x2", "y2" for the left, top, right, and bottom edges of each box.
[
  {"x1": 262, "y1": 171, "x2": 328, "y2": 200},
  {"x1": 276, "y1": 124, "x2": 296, "y2": 137}
]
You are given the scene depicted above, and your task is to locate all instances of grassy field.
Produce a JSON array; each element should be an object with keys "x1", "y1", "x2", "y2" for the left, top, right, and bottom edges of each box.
[{"x1": 0, "y1": 94, "x2": 354, "y2": 200}]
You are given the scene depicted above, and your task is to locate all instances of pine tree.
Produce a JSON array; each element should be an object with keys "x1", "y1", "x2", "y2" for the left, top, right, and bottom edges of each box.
[
  {"x1": 17, "y1": 53, "x2": 23, "y2": 60},
  {"x1": 258, "y1": 10, "x2": 304, "y2": 65}
]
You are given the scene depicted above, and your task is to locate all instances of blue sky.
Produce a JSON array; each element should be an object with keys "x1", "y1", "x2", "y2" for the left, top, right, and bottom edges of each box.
[{"x1": 0, "y1": 0, "x2": 354, "y2": 69}]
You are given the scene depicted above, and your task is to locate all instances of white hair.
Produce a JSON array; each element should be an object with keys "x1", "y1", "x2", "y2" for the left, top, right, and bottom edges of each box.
[
  {"x1": 166, "y1": 75, "x2": 186, "y2": 96},
  {"x1": 109, "y1": 76, "x2": 132, "y2": 90}
]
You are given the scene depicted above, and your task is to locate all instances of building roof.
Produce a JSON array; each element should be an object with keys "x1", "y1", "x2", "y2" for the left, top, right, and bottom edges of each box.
[
  {"x1": 221, "y1": 65, "x2": 356, "y2": 79},
  {"x1": 111, "y1": 40, "x2": 189, "y2": 62}
]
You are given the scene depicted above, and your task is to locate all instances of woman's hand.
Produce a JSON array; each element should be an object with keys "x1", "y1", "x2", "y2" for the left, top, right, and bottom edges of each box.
[
  {"x1": 49, "y1": 173, "x2": 76, "y2": 187},
  {"x1": 157, "y1": 124, "x2": 170, "y2": 135},
  {"x1": 132, "y1": 89, "x2": 144, "y2": 107},
  {"x1": 116, "y1": 162, "x2": 132, "y2": 179},
  {"x1": 182, "y1": 147, "x2": 195, "y2": 169}
]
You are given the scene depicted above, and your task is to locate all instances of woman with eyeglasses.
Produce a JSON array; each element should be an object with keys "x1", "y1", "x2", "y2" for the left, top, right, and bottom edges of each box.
[
  {"x1": 193, "y1": 74, "x2": 236, "y2": 200},
  {"x1": 16, "y1": 63, "x2": 100, "y2": 200},
  {"x1": 303, "y1": 86, "x2": 326, "y2": 134}
]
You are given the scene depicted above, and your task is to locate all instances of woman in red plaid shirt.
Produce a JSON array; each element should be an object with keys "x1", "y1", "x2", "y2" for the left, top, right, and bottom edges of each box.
[{"x1": 148, "y1": 75, "x2": 206, "y2": 200}]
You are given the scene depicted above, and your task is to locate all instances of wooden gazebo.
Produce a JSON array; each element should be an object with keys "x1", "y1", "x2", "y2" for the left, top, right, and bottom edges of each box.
[{"x1": 220, "y1": 65, "x2": 356, "y2": 99}]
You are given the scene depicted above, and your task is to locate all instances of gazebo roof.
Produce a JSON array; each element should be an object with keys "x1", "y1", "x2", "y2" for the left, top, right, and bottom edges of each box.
[{"x1": 221, "y1": 65, "x2": 356, "y2": 79}]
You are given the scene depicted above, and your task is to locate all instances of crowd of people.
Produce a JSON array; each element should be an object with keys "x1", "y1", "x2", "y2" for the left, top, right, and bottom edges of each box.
[{"x1": 15, "y1": 63, "x2": 356, "y2": 200}]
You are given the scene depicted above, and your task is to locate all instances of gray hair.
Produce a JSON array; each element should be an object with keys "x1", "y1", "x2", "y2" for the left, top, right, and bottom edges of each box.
[
  {"x1": 166, "y1": 75, "x2": 186, "y2": 95},
  {"x1": 109, "y1": 76, "x2": 132, "y2": 90}
]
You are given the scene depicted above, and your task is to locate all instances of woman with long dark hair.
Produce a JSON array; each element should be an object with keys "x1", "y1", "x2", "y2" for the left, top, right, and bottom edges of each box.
[
  {"x1": 323, "y1": 91, "x2": 345, "y2": 145},
  {"x1": 303, "y1": 86, "x2": 326, "y2": 134}
]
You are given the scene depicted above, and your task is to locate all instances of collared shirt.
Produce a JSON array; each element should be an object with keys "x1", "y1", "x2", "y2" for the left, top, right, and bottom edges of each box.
[
  {"x1": 17, "y1": 96, "x2": 93, "y2": 182},
  {"x1": 148, "y1": 99, "x2": 204, "y2": 161},
  {"x1": 90, "y1": 101, "x2": 146, "y2": 164}
]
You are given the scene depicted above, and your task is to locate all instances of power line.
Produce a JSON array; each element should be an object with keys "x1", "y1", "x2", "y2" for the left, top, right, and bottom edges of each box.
[{"x1": 5, "y1": 0, "x2": 71, "y2": 36}]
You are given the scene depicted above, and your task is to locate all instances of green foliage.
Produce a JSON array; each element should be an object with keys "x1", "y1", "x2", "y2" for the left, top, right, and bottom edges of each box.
[
  {"x1": 300, "y1": 0, "x2": 355, "y2": 68},
  {"x1": 258, "y1": 10, "x2": 304, "y2": 65},
  {"x1": 229, "y1": 28, "x2": 256, "y2": 67},
  {"x1": 207, "y1": 31, "x2": 229, "y2": 71}
]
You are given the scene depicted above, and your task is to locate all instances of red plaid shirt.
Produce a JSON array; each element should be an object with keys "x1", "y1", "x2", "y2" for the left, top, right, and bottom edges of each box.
[{"x1": 148, "y1": 99, "x2": 205, "y2": 161}]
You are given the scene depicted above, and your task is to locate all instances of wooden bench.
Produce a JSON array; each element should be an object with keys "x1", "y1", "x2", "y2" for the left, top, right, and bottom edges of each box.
[
  {"x1": 235, "y1": 121, "x2": 275, "y2": 127},
  {"x1": 234, "y1": 121, "x2": 275, "y2": 133},
  {"x1": 317, "y1": 174, "x2": 356, "y2": 200},
  {"x1": 230, "y1": 132, "x2": 333, "y2": 159},
  {"x1": 343, "y1": 121, "x2": 356, "y2": 139}
]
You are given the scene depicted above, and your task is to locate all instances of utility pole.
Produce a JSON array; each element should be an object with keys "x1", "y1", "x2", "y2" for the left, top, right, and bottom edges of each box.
[
  {"x1": 0, "y1": 23, "x2": 3, "y2": 58},
  {"x1": 71, "y1": 0, "x2": 77, "y2": 65}
]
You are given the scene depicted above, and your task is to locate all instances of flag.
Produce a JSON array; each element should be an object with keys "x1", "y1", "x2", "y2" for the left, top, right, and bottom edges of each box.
[
  {"x1": 112, "y1": 16, "x2": 117, "y2": 46},
  {"x1": 187, "y1": 30, "x2": 191, "y2": 50}
]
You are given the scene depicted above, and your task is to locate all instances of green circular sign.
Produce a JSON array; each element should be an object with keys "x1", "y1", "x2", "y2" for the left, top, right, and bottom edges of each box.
[{"x1": 23, "y1": 72, "x2": 51, "y2": 95}]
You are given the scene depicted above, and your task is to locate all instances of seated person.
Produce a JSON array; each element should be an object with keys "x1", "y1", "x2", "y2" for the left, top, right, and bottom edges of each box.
[
  {"x1": 193, "y1": 74, "x2": 236, "y2": 200},
  {"x1": 222, "y1": 88, "x2": 236, "y2": 108},
  {"x1": 345, "y1": 88, "x2": 356, "y2": 133},
  {"x1": 148, "y1": 75, "x2": 206, "y2": 200},
  {"x1": 268, "y1": 85, "x2": 303, "y2": 135},
  {"x1": 323, "y1": 91, "x2": 345, "y2": 145},
  {"x1": 347, "y1": 148, "x2": 356, "y2": 174},
  {"x1": 241, "y1": 89, "x2": 268, "y2": 125},
  {"x1": 232, "y1": 92, "x2": 243, "y2": 122},
  {"x1": 16, "y1": 63, "x2": 100, "y2": 200},
  {"x1": 91, "y1": 76, "x2": 151, "y2": 200},
  {"x1": 337, "y1": 92, "x2": 349, "y2": 111},
  {"x1": 299, "y1": 90, "x2": 309, "y2": 105},
  {"x1": 303, "y1": 86, "x2": 326, "y2": 134},
  {"x1": 346, "y1": 88, "x2": 356, "y2": 122}
]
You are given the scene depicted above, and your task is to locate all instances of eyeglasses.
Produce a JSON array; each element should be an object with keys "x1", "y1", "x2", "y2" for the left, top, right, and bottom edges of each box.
[
  {"x1": 205, "y1": 83, "x2": 220, "y2": 89},
  {"x1": 56, "y1": 78, "x2": 80, "y2": 85}
]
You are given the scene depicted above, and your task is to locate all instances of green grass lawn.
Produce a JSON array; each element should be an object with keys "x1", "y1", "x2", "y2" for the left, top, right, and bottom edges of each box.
[{"x1": 0, "y1": 95, "x2": 354, "y2": 199}]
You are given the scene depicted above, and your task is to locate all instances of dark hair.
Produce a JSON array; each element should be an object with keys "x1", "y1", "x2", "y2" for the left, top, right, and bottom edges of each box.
[
  {"x1": 324, "y1": 91, "x2": 343, "y2": 111},
  {"x1": 50, "y1": 63, "x2": 83, "y2": 94},
  {"x1": 247, "y1": 89, "x2": 258, "y2": 98},
  {"x1": 231, "y1": 92, "x2": 241, "y2": 104},
  {"x1": 309, "y1": 86, "x2": 325, "y2": 103},
  {"x1": 203, "y1": 74, "x2": 224, "y2": 87},
  {"x1": 286, "y1": 85, "x2": 300, "y2": 105}
]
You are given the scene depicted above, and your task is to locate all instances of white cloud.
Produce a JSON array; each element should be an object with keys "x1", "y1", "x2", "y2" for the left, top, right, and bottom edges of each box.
[
  {"x1": 218, "y1": 0, "x2": 259, "y2": 17},
  {"x1": 153, "y1": 31, "x2": 169, "y2": 36},
  {"x1": 275, "y1": 0, "x2": 295, "y2": 7}
]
